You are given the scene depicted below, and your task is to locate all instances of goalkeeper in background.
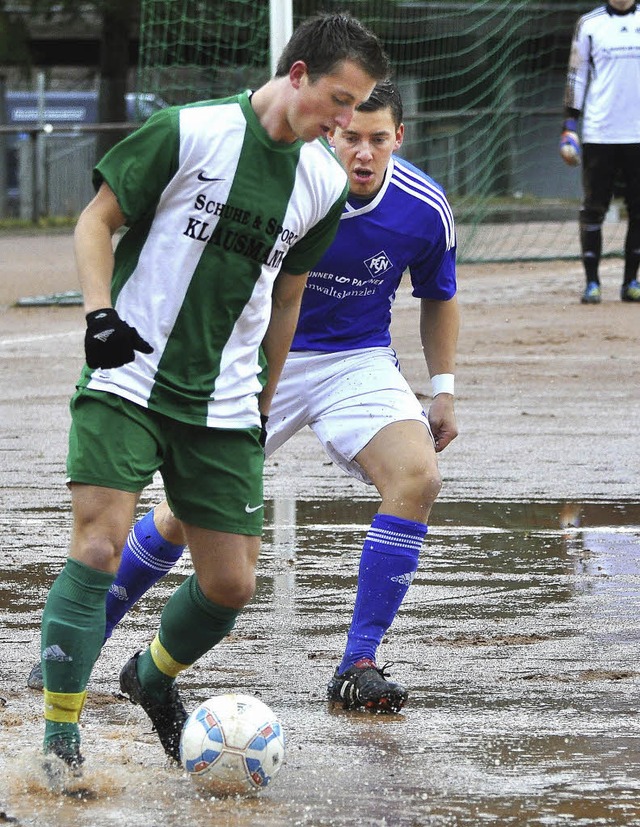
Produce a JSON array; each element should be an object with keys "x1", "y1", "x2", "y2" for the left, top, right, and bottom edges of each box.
[{"x1": 560, "y1": 0, "x2": 640, "y2": 304}]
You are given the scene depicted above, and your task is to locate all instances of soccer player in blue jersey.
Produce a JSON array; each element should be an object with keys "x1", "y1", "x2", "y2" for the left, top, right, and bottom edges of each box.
[{"x1": 30, "y1": 80, "x2": 458, "y2": 716}]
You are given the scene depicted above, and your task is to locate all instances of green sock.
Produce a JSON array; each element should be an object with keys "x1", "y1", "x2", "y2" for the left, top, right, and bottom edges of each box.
[
  {"x1": 41, "y1": 558, "x2": 114, "y2": 749},
  {"x1": 136, "y1": 574, "x2": 239, "y2": 700},
  {"x1": 43, "y1": 722, "x2": 80, "y2": 752}
]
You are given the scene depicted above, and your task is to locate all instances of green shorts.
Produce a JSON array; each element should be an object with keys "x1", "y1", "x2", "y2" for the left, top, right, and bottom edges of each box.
[{"x1": 67, "y1": 389, "x2": 265, "y2": 535}]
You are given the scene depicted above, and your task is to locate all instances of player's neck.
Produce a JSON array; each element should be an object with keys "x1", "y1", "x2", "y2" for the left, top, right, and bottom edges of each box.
[
  {"x1": 250, "y1": 79, "x2": 299, "y2": 144},
  {"x1": 347, "y1": 192, "x2": 377, "y2": 207}
]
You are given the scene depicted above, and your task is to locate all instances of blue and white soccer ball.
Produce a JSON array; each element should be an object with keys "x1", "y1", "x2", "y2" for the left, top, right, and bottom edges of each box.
[{"x1": 179, "y1": 693, "x2": 286, "y2": 796}]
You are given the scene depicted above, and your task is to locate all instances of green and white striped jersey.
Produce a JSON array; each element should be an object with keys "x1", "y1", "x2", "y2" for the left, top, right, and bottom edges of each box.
[{"x1": 79, "y1": 92, "x2": 348, "y2": 428}]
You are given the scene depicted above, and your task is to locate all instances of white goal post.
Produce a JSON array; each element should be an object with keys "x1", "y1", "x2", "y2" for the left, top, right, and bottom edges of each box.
[{"x1": 269, "y1": 0, "x2": 293, "y2": 77}]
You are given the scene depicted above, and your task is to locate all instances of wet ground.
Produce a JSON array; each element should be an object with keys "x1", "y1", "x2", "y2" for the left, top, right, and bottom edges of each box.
[
  {"x1": 1, "y1": 236, "x2": 639, "y2": 825},
  {"x1": 1, "y1": 496, "x2": 639, "y2": 826}
]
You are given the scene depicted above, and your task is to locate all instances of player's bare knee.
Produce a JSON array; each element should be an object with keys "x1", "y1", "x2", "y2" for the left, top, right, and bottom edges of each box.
[
  {"x1": 403, "y1": 463, "x2": 441, "y2": 503},
  {"x1": 425, "y1": 466, "x2": 443, "y2": 502},
  {"x1": 382, "y1": 466, "x2": 441, "y2": 518},
  {"x1": 70, "y1": 533, "x2": 123, "y2": 572},
  {"x1": 198, "y1": 571, "x2": 256, "y2": 609}
]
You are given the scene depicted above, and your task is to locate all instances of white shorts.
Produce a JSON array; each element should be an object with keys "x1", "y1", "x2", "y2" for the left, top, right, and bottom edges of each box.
[{"x1": 266, "y1": 347, "x2": 432, "y2": 485}]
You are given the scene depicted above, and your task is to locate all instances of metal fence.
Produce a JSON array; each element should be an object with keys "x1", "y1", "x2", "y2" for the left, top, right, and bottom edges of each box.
[{"x1": 0, "y1": 124, "x2": 137, "y2": 221}]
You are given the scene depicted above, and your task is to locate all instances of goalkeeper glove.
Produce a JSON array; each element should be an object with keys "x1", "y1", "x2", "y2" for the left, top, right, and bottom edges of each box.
[
  {"x1": 559, "y1": 118, "x2": 581, "y2": 166},
  {"x1": 85, "y1": 308, "x2": 154, "y2": 369}
]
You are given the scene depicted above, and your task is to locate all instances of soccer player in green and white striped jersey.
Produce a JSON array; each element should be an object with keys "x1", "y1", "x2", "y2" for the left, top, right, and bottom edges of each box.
[{"x1": 39, "y1": 12, "x2": 389, "y2": 780}]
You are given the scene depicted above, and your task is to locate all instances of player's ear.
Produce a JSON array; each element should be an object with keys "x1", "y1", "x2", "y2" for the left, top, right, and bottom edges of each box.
[
  {"x1": 394, "y1": 123, "x2": 405, "y2": 151},
  {"x1": 289, "y1": 61, "x2": 308, "y2": 89},
  {"x1": 327, "y1": 128, "x2": 337, "y2": 146}
]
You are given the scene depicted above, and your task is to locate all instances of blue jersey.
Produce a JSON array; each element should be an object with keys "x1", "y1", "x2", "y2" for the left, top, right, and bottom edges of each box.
[{"x1": 291, "y1": 155, "x2": 456, "y2": 352}]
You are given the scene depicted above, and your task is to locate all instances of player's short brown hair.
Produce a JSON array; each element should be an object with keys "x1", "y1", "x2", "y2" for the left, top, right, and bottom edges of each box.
[
  {"x1": 356, "y1": 79, "x2": 403, "y2": 128},
  {"x1": 275, "y1": 13, "x2": 390, "y2": 84}
]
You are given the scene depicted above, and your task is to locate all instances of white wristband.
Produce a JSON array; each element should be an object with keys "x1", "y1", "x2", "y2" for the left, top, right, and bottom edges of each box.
[{"x1": 431, "y1": 373, "x2": 455, "y2": 397}]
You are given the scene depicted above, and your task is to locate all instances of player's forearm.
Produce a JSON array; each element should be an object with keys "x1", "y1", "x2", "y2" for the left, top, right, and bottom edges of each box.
[
  {"x1": 420, "y1": 296, "x2": 459, "y2": 379},
  {"x1": 74, "y1": 183, "x2": 125, "y2": 314},
  {"x1": 260, "y1": 337, "x2": 288, "y2": 415},
  {"x1": 259, "y1": 271, "x2": 308, "y2": 414},
  {"x1": 259, "y1": 316, "x2": 297, "y2": 414},
  {"x1": 74, "y1": 216, "x2": 116, "y2": 314},
  {"x1": 564, "y1": 69, "x2": 587, "y2": 114}
]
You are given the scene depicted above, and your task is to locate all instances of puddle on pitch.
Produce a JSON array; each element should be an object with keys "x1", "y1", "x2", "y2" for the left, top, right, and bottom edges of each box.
[{"x1": 1, "y1": 498, "x2": 640, "y2": 826}]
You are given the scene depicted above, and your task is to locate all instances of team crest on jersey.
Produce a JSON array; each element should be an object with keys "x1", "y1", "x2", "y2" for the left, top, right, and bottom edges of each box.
[{"x1": 364, "y1": 250, "x2": 392, "y2": 277}]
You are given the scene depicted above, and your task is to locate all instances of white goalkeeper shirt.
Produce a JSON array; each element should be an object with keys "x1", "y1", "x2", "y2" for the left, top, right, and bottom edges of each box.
[{"x1": 564, "y1": 3, "x2": 640, "y2": 143}]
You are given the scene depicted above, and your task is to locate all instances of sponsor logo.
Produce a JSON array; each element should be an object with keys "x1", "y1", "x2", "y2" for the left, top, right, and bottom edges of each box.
[
  {"x1": 109, "y1": 584, "x2": 129, "y2": 602},
  {"x1": 42, "y1": 644, "x2": 72, "y2": 662},
  {"x1": 390, "y1": 571, "x2": 416, "y2": 586},
  {"x1": 93, "y1": 328, "x2": 114, "y2": 342},
  {"x1": 364, "y1": 250, "x2": 393, "y2": 277},
  {"x1": 197, "y1": 171, "x2": 225, "y2": 183},
  {"x1": 245, "y1": 503, "x2": 264, "y2": 513}
]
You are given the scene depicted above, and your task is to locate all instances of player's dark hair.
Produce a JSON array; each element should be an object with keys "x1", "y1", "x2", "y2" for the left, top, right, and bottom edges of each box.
[
  {"x1": 356, "y1": 79, "x2": 403, "y2": 127},
  {"x1": 275, "y1": 13, "x2": 390, "y2": 83}
]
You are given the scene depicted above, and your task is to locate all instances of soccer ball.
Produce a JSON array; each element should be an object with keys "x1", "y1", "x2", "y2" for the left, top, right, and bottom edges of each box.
[{"x1": 179, "y1": 693, "x2": 286, "y2": 796}]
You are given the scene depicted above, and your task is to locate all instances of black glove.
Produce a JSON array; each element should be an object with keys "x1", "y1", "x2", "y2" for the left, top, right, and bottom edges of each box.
[
  {"x1": 84, "y1": 308, "x2": 153, "y2": 369},
  {"x1": 259, "y1": 414, "x2": 269, "y2": 448}
]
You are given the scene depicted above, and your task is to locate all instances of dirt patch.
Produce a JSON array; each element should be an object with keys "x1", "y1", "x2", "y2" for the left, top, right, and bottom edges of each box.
[{"x1": 1, "y1": 231, "x2": 637, "y2": 504}]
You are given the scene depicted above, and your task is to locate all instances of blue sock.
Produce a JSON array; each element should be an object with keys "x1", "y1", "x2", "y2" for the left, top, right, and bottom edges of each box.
[
  {"x1": 104, "y1": 508, "x2": 186, "y2": 639},
  {"x1": 338, "y1": 513, "x2": 426, "y2": 674}
]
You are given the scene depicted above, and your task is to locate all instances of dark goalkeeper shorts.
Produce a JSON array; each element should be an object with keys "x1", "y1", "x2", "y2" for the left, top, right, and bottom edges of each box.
[{"x1": 66, "y1": 389, "x2": 265, "y2": 535}]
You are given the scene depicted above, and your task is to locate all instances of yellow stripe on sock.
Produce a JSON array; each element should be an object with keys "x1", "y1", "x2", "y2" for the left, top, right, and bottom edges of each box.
[
  {"x1": 43, "y1": 689, "x2": 87, "y2": 723},
  {"x1": 150, "y1": 634, "x2": 190, "y2": 679}
]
